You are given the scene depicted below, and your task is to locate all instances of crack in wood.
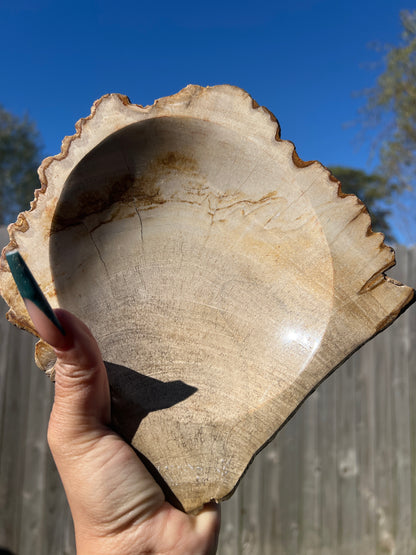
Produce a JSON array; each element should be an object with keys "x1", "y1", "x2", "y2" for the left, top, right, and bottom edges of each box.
[
  {"x1": 135, "y1": 207, "x2": 144, "y2": 244},
  {"x1": 83, "y1": 223, "x2": 110, "y2": 279}
]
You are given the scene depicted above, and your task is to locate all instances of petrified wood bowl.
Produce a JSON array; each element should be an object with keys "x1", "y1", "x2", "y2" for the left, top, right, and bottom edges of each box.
[{"x1": 0, "y1": 86, "x2": 414, "y2": 512}]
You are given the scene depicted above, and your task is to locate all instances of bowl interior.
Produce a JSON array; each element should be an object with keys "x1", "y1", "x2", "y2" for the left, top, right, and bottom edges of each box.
[{"x1": 50, "y1": 115, "x2": 333, "y2": 435}]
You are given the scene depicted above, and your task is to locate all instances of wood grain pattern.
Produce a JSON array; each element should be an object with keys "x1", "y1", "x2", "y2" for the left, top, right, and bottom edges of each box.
[
  {"x1": 0, "y1": 87, "x2": 414, "y2": 512},
  {"x1": 0, "y1": 229, "x2": 415, "y2": 553}
]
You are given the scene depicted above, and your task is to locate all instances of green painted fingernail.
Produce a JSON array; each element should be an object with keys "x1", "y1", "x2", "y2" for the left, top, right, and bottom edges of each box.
[{"x1": 6, "y1": 249, "x2": 65, "y2": 336}]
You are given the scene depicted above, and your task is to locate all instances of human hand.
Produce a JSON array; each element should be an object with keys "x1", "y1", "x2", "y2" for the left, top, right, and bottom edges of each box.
[{"x1": 27, "y1": 305, "x2": 220, "y2": 555}]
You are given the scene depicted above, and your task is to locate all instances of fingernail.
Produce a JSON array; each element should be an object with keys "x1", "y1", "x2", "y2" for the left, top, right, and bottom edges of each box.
[{"x1": 6, "y1": 250, "x2": 66, "y2": 343}]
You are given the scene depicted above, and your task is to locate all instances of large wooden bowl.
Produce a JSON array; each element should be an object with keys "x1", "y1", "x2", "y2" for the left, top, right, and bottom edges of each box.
[{"x1": 0, "y1": 86, "x2": 414, "y2": 512}]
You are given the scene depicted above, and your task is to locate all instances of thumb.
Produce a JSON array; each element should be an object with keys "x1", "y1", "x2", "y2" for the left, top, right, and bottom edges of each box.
[
  {"x1": 25, "y1": 302, "x2": 111, "y2": 446},
  {"x1": 26, "y1": 303, "x2": 168, "y2": 531},
  {"x1": 52, "y1": 308, "x2": 111, "y2": 441}
]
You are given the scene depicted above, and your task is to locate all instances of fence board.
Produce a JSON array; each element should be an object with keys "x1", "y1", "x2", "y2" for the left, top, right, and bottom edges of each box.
[
  {"x1": 0, "y1": 229, "x2": 415, "y2": 554},
  {"x1": 0, "y1": 312, "x2": 32, "y2": 552},
  {"x1": 318, "y1": 371, "x2": 338, "y2": 555},
  {"x1": 299, "y1": 388, "x2": 321, "y2": 554},
  {"x1": 408, "y1": 247, "x2": 416, "y2": 555},
  {"x1": 355, "y1": 339, "x2": 377, "y2": 554},
  {"x1": 337, "y1": 355, "x2": 359, "y2": 555},
  {"x1": 18, "y1": 356, "x2": 52, "y2": 555},
  {"x1": 392, "y1": 249, "x2": 412, "y2": 554}
]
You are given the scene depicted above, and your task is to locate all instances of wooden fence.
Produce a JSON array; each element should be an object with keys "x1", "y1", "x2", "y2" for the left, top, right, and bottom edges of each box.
[{"x1": 0, "y1": 224, "x2": 415, "y2": 554}]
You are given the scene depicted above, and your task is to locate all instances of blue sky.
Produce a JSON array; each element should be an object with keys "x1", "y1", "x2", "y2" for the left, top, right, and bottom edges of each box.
[{"x1": 0, "y1": 0, "x2": 413, "y2": 243}]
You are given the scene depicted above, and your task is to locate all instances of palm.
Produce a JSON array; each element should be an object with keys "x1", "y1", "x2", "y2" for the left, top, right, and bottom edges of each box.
[{"x1": 53, "y1": 430, "x2": 219, "y2": 554}]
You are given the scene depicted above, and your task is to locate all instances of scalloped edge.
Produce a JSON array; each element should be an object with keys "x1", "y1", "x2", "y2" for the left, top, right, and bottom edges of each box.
[
  {"x1": 0, "y1": 84, "x2": 414, "y2": 513},
  {"x1": 0, "y1": 84, "x2": 412, "y2": 361}
]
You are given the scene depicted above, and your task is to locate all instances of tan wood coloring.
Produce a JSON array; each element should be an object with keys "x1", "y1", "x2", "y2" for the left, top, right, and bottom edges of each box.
[{"x1": 0, "y1": 85, "x2": 414, "y2": 513}]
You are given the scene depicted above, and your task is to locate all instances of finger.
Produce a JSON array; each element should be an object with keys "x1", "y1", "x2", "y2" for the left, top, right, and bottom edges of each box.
[
  {"x1": 53, "y1": 308, "x2": 111, "y2": 426},
  {"x1": 24, "y1": 303, "x2": 111, "y2": 443},
  {"x1": 194, "y1": 501, "x2": 221, "y2": 540}
]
